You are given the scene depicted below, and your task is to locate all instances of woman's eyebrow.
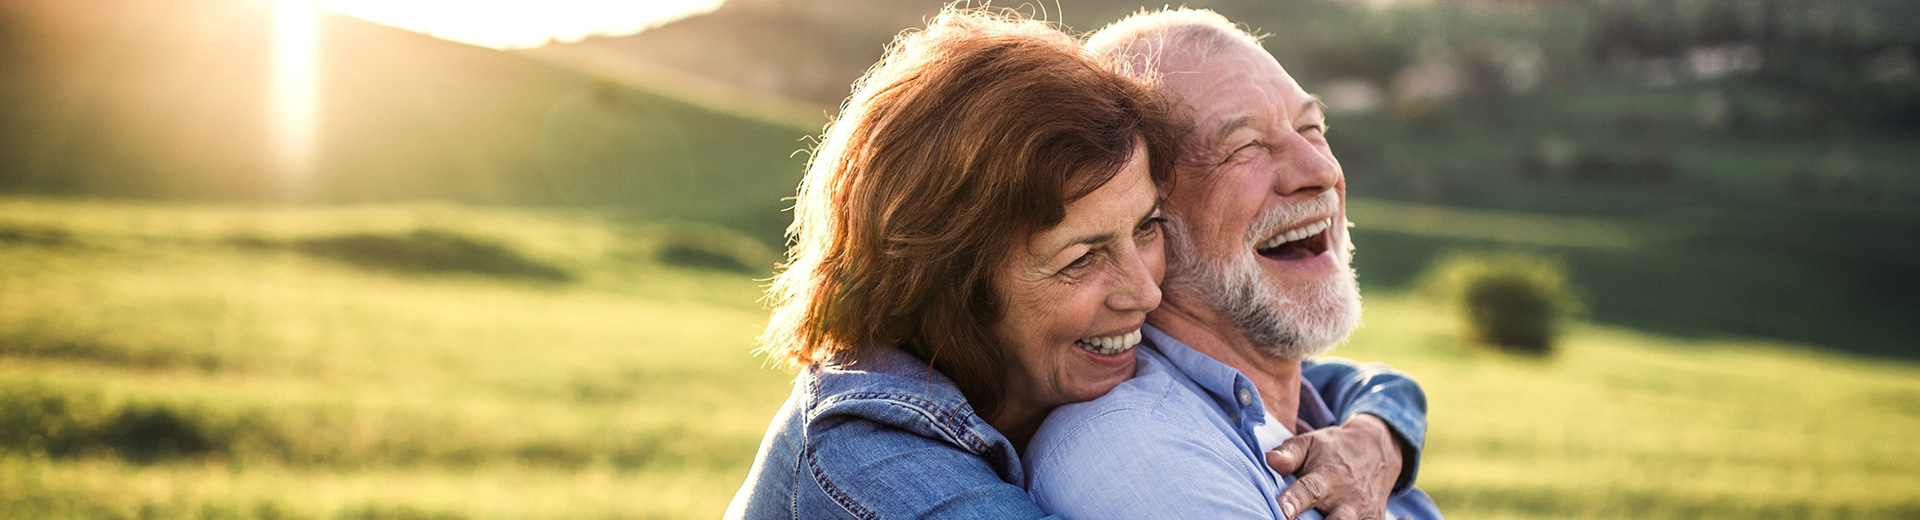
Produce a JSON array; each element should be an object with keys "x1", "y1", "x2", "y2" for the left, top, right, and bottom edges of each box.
[
  {"x1": 1136, "y1": 198, "x2": 1164, "y2": 225},
  {"x1": 1063, "y1": 199, "x2": 1162, "y2": 249}
]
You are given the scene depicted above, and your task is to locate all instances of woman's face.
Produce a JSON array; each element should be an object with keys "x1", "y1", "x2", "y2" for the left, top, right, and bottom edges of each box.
[{"x1": 991, "y1": 148, "x2": 1165, "y2": 416}]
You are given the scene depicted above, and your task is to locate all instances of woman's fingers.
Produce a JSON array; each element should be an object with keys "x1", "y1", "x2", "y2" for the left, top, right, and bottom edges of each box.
[
  {"x1": 1266, "y1": 434, "x2": 1315, "y2": 475},
  {"x1": 1278, "y1": 472, "x2": 1333, "y2": 519}
]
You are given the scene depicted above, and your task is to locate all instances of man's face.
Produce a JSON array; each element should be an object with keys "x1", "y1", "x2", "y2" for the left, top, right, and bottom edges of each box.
[{"x1": 1156, "y1": 40, "x2": 1360, "y2": 359}]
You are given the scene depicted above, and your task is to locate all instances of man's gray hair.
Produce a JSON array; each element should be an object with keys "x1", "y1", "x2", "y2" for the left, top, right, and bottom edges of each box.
[{"x1": 1084, "y1": 8, "x2": 1267, "y2": 79}]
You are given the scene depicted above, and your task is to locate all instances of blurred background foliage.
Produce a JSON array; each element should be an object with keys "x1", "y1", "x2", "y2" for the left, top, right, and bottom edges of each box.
[
  {"x1": 1419, "y1": 250, "x2": 1582, "y2": 355},
  {"x1": 1, "y1": 0, "x2": 1917, "y2": 518}
]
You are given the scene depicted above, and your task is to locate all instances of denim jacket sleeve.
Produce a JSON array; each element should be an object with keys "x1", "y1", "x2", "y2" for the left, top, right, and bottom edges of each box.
[
  {"x1": 1301, "y1": 357, "x2": 1428, "y2": 494},
  {"x1": 803, "y1": 411, "x2": 1057, "y2": 520}
]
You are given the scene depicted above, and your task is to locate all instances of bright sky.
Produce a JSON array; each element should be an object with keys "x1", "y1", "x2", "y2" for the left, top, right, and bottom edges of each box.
[{"x1": 313, "y1": 0, "x2": 728, "y2": 50}]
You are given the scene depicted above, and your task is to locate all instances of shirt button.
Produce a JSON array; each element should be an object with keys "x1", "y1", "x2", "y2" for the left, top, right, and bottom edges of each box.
[{"x1": 1236, "y1": 387, "x2": 1253, "y2": 407}]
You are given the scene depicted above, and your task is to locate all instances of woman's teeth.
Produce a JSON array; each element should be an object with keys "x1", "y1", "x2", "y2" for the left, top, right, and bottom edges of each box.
[
  {"x1": 1075, "y1": 329, "x2": 1142, "y2": 355},
  {"x1": 1259, "y1": 217, "x2": 1334, "y2": 251}
]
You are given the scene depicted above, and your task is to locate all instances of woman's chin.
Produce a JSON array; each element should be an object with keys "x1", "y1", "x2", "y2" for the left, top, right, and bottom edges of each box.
[{"x1": 1066, "y1": 348, "x2": 1137, "y2": 402}]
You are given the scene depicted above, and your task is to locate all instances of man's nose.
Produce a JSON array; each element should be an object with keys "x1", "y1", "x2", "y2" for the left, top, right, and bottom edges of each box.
[
  {"x1": 1108, "y1": 245, "x2": 1162, "y2": 313},
  {"x1": 1268, "y1": 135, "x2": 1340, "y2": 197}
]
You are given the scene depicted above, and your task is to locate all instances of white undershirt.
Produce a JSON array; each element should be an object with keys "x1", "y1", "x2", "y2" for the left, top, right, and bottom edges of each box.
[
  {"x1": 1253, "y1": 405, "x2": 1295, "y2": 485},
  {"x1": 1253, "y1": 404, "x2": 1293, "y2": 453}
]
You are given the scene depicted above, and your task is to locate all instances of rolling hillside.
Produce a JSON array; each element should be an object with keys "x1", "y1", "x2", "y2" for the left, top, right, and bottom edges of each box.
[
  {"x1": 0, "y1": 0, "x2": 812, "y2": 242},
  {"x1": 2, "y1": 199, "x2": 1916, "y2": 519}
]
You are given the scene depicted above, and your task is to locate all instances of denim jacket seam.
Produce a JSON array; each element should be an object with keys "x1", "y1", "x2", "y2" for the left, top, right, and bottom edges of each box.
[
  {"x1": 817, "y1": 391, "x2": 989, "y2": 454},
  {"x1": 804, "y1": 443, "x2": 881, "y2": 520},
  {"x1": 795, "y1": 387, "x2": 992, "y2": 519},
  {"x1": 793, "y1": 370, "x2": 821, "y2": 520}
]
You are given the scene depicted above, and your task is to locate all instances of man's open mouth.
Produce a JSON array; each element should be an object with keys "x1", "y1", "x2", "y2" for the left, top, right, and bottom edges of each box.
[{"x1": 1255, "y1": 217, "x2": 1333, "y2": 261}]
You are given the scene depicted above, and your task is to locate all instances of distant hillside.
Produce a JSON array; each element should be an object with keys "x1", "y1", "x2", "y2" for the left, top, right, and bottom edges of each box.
[
  {"x1": 523, "y1": 0, "x2": 1180, "y2": 112},
  {"x1": 0, "y1": 0, "x2": 812, "y2": 242}
]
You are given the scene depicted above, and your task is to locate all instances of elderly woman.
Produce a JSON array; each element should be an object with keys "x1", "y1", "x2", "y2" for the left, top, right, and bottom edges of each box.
[{"x1": 726, "y1": 8, "x2": 1425, "y2": 519}]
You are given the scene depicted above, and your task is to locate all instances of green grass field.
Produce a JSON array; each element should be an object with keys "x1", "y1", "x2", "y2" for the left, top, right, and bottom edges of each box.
[{"x1": 3, "y1": 198, "x2": 1916, "y2": 519}]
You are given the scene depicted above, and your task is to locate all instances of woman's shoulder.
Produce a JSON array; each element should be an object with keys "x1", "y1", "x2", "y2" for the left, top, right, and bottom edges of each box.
[
  {"x1": 800, "y1": 407, "x2": 1046, "y2": 518},
  {"x1": 803, "y1": 344, "x2": 1004, "y2": 455},
  {"x1": 808, "y1": 345, "x2": 971, "y2": 416},
  {"x1": 792, "y1": 346, "x2": 1047, "y2": 519}
]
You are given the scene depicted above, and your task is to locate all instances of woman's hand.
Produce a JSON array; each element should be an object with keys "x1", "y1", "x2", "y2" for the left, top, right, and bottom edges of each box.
[{"x1": 1264, "y1": 414, "x2": 1403, "y2": 520}]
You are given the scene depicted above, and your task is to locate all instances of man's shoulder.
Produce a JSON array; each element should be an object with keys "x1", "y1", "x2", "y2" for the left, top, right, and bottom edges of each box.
[
  {"x1": 1024, "y1": 347, "x2": 1279, "y2": 519},
  {"x1": 1027, "y1": 346, "x2": 1241, "y2": 472}
]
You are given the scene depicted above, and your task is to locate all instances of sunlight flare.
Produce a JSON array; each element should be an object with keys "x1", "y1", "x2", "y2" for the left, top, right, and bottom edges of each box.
[{"x1": 272, "y1": 0, "x2": 318, "y2": 184}]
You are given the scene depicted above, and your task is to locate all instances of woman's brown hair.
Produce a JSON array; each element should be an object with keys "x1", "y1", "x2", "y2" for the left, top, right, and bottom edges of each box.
[{"x1": 759, "y1": 7, "x2": 1183, "y2": 419}]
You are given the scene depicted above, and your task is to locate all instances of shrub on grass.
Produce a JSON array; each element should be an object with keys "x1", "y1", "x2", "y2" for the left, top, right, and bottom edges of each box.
[
  {"x1": 652, "y1": 223, "x2": 775, "y2": 275},
  {"x1": 1421, "y1": 251, "x2": 1582, "y2": 356},
  {"x1": 0, "y1": 225, "x2": 73, "y2": 247},
  {"x1": 286, "y1": 230, "x2": 572, "y2": 282},
  {"x1": 0, "y1": 385, "x2": 255, "y2": 463}
]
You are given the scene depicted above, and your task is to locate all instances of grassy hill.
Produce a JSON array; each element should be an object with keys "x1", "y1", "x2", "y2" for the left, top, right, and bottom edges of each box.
[
  {"x1": 0, "y1": 0, "x2": 812, "y2": 243},
  {"x1": 2, "y1": 199, "x2": 1917, "y2": 519}
]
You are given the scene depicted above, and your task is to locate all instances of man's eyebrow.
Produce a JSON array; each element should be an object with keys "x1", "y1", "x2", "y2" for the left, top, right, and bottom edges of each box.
[
  {"x1": 1301, "y1": 95, "x2": 1327, "y2": 122},
  {"x1": 1206, "y1": 116, "x2": 1254, "y2": 150}
]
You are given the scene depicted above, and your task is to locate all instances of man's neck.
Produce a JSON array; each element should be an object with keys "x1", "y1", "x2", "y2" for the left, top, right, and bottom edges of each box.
[{"x1": 1149, "y1": 295, "x2": 1303, "y2": 433}]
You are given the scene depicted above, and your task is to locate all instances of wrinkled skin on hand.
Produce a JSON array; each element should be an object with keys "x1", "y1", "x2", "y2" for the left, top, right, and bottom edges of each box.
[{"x1": 1265, "y1": 414, "x2": 1404, "y2": 520}]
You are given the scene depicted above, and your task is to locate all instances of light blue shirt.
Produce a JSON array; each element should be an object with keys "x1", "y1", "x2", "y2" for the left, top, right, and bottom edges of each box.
[{"x1": 1025, "y1": 325, "x2": 1443, "y2": 519}]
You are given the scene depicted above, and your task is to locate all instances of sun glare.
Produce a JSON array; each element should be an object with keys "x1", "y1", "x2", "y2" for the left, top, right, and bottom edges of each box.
[
  {"x1": 269, "y1": 0, "x2": 722, "y2": 191},
  {"x1": 272, "y1": 0, "x2": 318, "y2": 186}
]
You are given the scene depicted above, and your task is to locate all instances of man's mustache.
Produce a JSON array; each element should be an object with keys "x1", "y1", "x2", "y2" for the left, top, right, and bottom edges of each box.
[{"x1": 1244, "y1": 191, "x2": 1342, "y2": 246}]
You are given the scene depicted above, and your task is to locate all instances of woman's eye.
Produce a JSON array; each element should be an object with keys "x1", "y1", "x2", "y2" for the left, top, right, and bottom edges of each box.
[
  {"x1": 1136, "y1": 216, "x2": 1167, "y2": 238},
  {"x1": 1062, "y1": 252, "x2": 1096, "y2": 274}
]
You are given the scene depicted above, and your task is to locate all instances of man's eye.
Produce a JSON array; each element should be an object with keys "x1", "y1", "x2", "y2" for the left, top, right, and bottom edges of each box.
[
  {"x1": 1300, "y1": 123, "x2": 1327, "y2": 136},
  {"x1": 1219, "y1": 142, "x2": 1262, "y2": 165}
]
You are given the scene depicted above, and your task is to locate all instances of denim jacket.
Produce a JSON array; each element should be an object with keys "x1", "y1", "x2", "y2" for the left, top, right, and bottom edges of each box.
[
  {"x1": 724, "y1": 343, "x2": 1427, "y2": 519},
  {"x1": 725, "y1": 345, "x2": 1053, "y2": 519}
]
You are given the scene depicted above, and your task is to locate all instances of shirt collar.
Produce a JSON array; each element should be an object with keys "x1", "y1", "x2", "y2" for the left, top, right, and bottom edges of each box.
[
  {"x1": 1142, "y1": 324, "x2": 1339, "y2": 430},
  {"x1": 1142, "y1": 324, "x2": 1252, "y2": 413}
]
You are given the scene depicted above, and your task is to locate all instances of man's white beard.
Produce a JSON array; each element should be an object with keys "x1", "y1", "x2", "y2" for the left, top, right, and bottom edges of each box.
[{"x1": 1162, "y1": 211, "x2": 1361, "y2": 360}]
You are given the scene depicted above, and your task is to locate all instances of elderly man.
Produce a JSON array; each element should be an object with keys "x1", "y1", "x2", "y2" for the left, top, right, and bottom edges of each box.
[{"x1": 1025, "y1": 9, "x2": 1443, "y2": 520}]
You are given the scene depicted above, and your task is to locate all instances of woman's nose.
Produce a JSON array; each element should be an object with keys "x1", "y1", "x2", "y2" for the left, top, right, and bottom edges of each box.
[{"x1": 1107, "y1": 246, "x2": 1162, "y2": 313}]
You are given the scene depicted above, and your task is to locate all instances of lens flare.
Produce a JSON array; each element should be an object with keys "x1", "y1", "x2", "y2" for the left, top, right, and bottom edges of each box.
[{"x1": 272, "y1": 0, "x2": 318, "y2": 188}]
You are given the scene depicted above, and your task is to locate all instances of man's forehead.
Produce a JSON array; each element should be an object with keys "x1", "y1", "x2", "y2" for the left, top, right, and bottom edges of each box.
[{"x1": 1161, "y1": 46, "x2": 1301, "y2": 111}]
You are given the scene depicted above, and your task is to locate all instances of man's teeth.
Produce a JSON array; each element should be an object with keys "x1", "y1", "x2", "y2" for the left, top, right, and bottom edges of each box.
[
  {"x1": 1074, "y1": 329, "x2": 1142, "y2": 355},
  {"x1": 1259, "y1": 218, "x2": 1334, "y2": 250}
]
